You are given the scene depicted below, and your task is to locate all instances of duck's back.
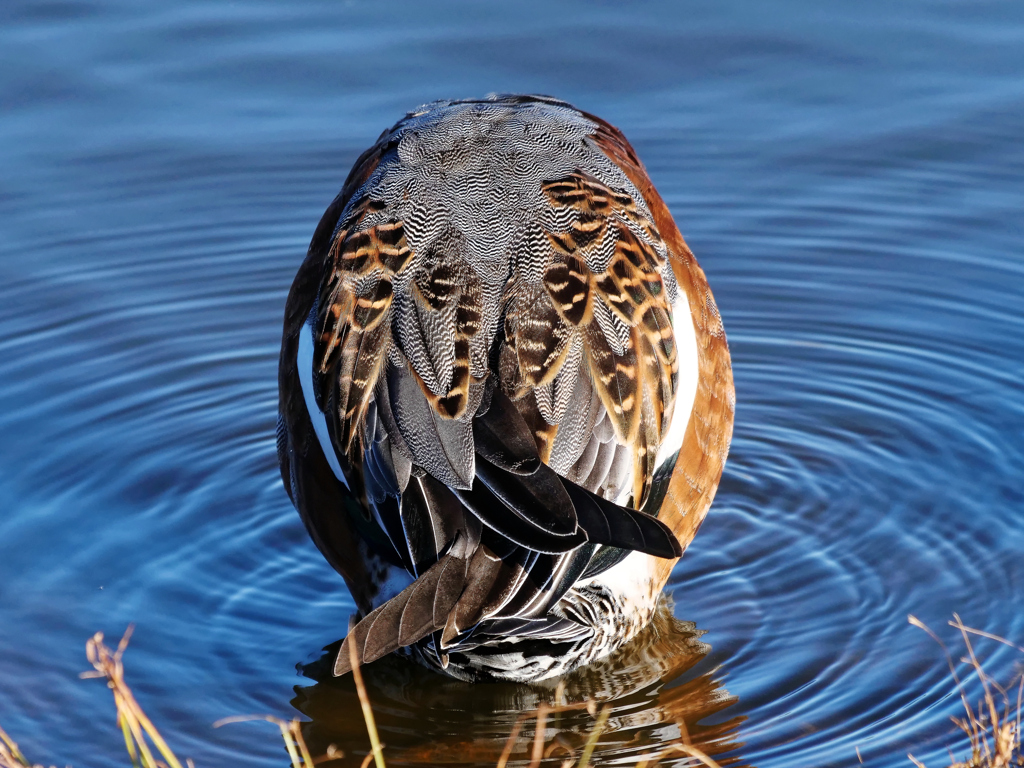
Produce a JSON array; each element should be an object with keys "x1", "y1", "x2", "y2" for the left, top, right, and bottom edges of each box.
[{"x1": 277, "y1": 95, "x2": 734, "y2": 682}]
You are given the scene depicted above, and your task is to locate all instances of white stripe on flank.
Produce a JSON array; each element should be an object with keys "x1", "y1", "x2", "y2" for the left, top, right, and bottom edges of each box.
[
  {"x1": 654, "y1": 288, "x2": 700, "y2": 470},
  {"x1": 297, "y1": 320, "x2": 349, "y2": 489},
  {"x1": 582, "y1": 291, "x2": 700, "y2": 611}
]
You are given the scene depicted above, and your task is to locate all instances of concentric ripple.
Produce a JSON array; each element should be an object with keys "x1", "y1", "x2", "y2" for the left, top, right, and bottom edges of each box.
[{"x1": 2, "y1": 1, "x2": 1024, "y2": 767}]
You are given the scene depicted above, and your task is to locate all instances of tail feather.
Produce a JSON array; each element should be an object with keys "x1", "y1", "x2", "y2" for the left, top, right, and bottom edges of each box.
[
  {"x1": 563, "y1": 479, "x2": 682, "y2": 559},
  {"x1": 451, "y1": 475, "x2": 587, "y2": 554},
  {"x1": 334, "y1": 531, "x2": 473, "y2": 676},
  {"x1": 334, "y1": 471, "x2": 682, "y2": 677},
  {"x1": 474, "y1": 455, "x2": 578, "y2": 537},
  {"x1": 333, "y1": 392, "x2": 681, "y2": 678}
]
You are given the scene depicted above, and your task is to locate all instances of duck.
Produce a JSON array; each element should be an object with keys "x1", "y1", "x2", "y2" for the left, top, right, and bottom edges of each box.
[{"x1": 277, "y1": 94, "x2": 734, "y2": 683}]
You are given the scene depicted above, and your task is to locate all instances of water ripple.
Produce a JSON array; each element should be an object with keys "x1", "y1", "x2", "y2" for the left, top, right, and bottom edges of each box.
[{"x1": 2, "y1": 1, "x2": 1024, "y2": 766}]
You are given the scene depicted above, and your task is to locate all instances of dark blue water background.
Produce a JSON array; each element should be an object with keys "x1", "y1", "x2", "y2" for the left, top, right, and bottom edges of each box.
[{"x1": 2, "y1": 1, "x2": 1023, "y2": 766}]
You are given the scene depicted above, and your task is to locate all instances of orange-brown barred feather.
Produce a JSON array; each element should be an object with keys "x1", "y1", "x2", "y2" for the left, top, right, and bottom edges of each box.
[
  {"x1": 311, "y1": 140, "x2": 699, "y2": 524},
  {"x1": 542, "y1": 256, "x2": 593, "y2": 327},
  {"x1": 583, "y1": 111, "x2": 735, "y2": 590},
  {"x1": 313, "y1": 213, "x2": 419, "y2": 455},
  {"x1": 404, "y1": 261, "x2": 483, "y2": 420},
  {"x1": 507, "y1": 284, "x2": 573, "y2": 389},
  {"x1": 499, "y1": 172, "x2": 680, "y2": 508}
]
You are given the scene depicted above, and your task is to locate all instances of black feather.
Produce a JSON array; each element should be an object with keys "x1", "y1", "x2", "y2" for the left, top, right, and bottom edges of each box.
[
  {"x1": 480, "y1": 524, "x2": 519, "y2": 560},
  {"x1": 533, "y1": 542, "x2": 598, "y2": 615},
  {"x1": 474, "y1": 455, "x2": 578, "y2": 537},
  {"x1": 451, "y1": 477, "x2": 587, "y2": 554},
  {"x1": 562, "y1": 479, "x2": 682, "y2": 559},
  {"x1": 578, "y1": 545, "x2": 630, "y2": 580},
  {"x1": 395, "y1": 481, "x2": 443, "y2": 577},
  {"x1": 473, "y1": 387, "x2": 542, "y2": 475},
  {"x1": 495, "y1": 552, "x2": 562, "y2": 618},
  {"x1": 370, "y1": 493, "x2": 415, "y2": 574}
]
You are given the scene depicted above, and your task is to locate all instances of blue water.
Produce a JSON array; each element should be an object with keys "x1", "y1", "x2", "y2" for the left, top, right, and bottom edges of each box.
[{"x1": 2, "y1": 1, "x2": 1023, "y2": 766}]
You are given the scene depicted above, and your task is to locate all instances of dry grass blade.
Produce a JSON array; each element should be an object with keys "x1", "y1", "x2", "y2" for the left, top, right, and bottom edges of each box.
[
  {"x1": 349, "y1": 637, "x2": 386, "y2": 768},
  {"x1": 495, "y1": 698, "x2": 602, "y2": 768},
  {"x1": 528, "y1": 704, "x2": 550, "y2": 768},
  {"x1": 81, "y1": 627, "x2": 186, "y2": 768},
  {"x1": 214, "y1": 715, "x2": 320, "y2": 768},
  {"x1": 290, "y1": 720, "x2": 316, "y2": 768},
  {"x1": 951, "y1": 624, "x2": 1024, "y2": 655},
  {"x1": 0, "y1": 727, "x2": 27, "y2": 768},
  {"x1": 634, "y1": 742, "x2": 724, "y2": 768},
  {"x1": 0, "y1": 724, "x2": 48, "y2": 768},
  {"x1": 495, "y1": 716, "x2": 526, "y2": 768},
  {"x1": 81, "y1": 625, "x2": 331, "y2": 768},
  {"x1": 907, "y1": 614, "x2": 1023, "y2": 768},
  {"x1": 493, "y1": 700, "x2": 614, "y2": 765},
  {"x1": 575, "y1": 705, "x2": 611, "y2": 768}
]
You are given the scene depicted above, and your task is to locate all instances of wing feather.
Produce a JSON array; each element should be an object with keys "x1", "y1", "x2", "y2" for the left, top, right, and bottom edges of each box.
[
  {"x1": 499, "y1": 169, "x2": 679, "y2": 508},
  {"x1": 563, "y1": 479, "x2": 682, "y2": 559},
  {"x1": 334, "y1": 534, "x2": 471, "y2": 675},
  {"x1": 450, "y1": 473, "x2": 586, "y2": 554},
  {"x1": 472, "y1": 386, "x2": 542, "y2": 476}
]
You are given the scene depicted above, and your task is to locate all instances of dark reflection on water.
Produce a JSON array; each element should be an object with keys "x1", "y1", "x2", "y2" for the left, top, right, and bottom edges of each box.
[
  {"x1": 2, "y1": 0, "x2": 1024, "y2": 767},
  {"x1": 295, "y1": 603, "x2": 747, "y2": 767}
]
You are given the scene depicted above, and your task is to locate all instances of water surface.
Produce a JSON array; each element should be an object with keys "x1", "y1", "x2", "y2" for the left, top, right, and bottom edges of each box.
[{"x1": 2, "y1": 1, "x2": 1023, "y2": 766}]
